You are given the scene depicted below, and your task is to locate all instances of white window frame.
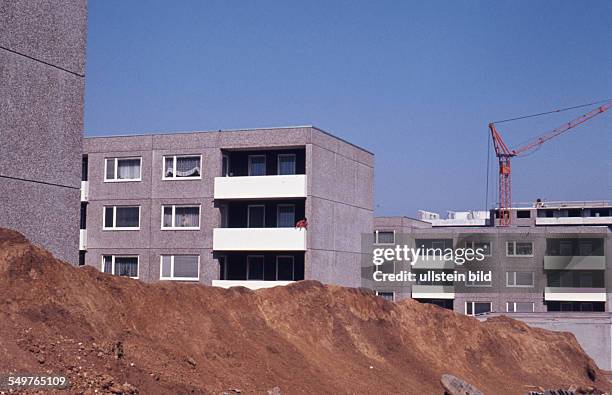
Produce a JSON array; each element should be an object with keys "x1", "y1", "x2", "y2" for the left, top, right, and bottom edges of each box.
[
  {"x1": 159, "y1": 255, "x2": 200, "y2": 281},
  {"x1": 247, "y1": 204, "x2": 266, "y2": 228},
  {"x1": 276, "y1": 255, "x2": 295, "y2": 281},
  {"x1": 162, "y1": 155, "x2": 202, "y2": 180},
  {"x1": 506, "y1": 301, "x2": 535, "y2": 313},
  {"x1": 101, "y1": 255, "x2": 139, "y2": 279},
  {"x1": 103, "y1": 206, "x2": 141, "y2": 230},
  {"x1": 374, "y1": 230, "x2": 396, "y2": 245},
  {"x1": 465, "y1": 301, "x2": 492, "y2": 316},
  {"x1": 248, "y1": 155, "x2": 266, "y2": 176},
  {"x1": 104, "y1": 157, "x2": 142, "y2": 182},
  {"x1": 506, "y1": 271, "x2": 535, "y2": 288},
  {"x1": 464, "y1": 241, "x2": 492, "y2": 256},
  {"x1": 277, "y1": 153, "x2": 296, "y2": 175},
  {"x1": 506, "y1": 241, "x2": 534, "y2": 257},
  {"x1": 161, "y1": 204, "x2": 201, "y2": 230},
  {"x1": 375, "y1": 291, "x2": 395, "y2": 301},
  {"x1": 277, "y1": 204, "x2": 295, "y2": 228},
  {"x1": 246, "y1": 255, "x2": 265, "y2": 280}
]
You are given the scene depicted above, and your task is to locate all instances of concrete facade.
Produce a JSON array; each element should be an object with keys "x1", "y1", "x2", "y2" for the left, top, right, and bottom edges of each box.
[
  {"x1": 0, "y1": 0, "x2": 87, "y2": 264},
  {"x1": 81, "y1": 126, "x2": 373, "y2": 288}
]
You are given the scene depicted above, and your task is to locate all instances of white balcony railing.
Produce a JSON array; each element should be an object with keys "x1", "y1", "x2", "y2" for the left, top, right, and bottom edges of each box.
[
  {"x1": 79, "y1": 229, "x2": 87, "y2": 250},
  {"x1": 536, "y1": 217, "x2": 612, "y2": 226},
  {"x1": 80, "y1": 181, "x2": 89, "y2": 202},
  {"x1": 544, "y1": 287, "x2": 606, "y2": 302},
  {"x1": 411, "y1": 285, "x2": 455, "y2": 299},
  {"x1": 213, "y1": 228, "x2": 307, "y2": 251},
  {"x1": 214, "y1": 175, "x2": 307, "y2": 199},
  {"x1": 544, "y1": 255, "x2": 606, "y2": 270},
  {"x1": 212, "y1": 280, "x2": 294, "y2": 290}
]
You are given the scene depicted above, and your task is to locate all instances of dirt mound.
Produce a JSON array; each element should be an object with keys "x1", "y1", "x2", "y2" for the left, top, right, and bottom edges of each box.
[{"x1": 0, "y1": 228, "x2": 609, "y2": 394}]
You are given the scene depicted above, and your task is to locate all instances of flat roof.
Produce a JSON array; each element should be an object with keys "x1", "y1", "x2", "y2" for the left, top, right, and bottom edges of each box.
[{"x1": 84, "y1": 125, "x2": 373, "y2": 155}]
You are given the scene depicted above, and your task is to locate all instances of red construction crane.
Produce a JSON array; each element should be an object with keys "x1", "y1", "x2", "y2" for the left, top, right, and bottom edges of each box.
[{"x1": 489, "y1": 102, "x2": 611, "y2": 226}]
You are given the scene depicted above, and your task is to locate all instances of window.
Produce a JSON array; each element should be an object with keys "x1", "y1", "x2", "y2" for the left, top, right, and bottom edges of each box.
[
  {"x1": 506, "y1": 302, "x2": 534, "y2": 313},
  {"x1": 506, "y1": 241, "x2": 533, "y2": 256},
  {"x1": 277, "y1": 204, "x2": 295, "y2": 228},
  {"x1": 219, "y1": 204, "x2": 229, "y2": 228},
  {"x1": 374, "y1": 230, "x2": 395, "y2": 245},
  {"x1": 102, "y1": 255, "x2": 138, "y2": 278},
  {"x1": 376, "y1": 291, "x2": 395, "y2": 301},
  {"x1": 163, "y1": 155, "x2": 201, "y2": 179},
  {"x1": 248, "y1": 155, "x2": 266, "y2": 176},
  {"x1": 579, "y1": 241, "x2": 593, "y2": 256},
  {"x1": 517, "y1": 210, "x2": 531, "y2": 218},
  {"x1": 379, "y1": 260, "x2": 395, "y2": 274},
  {"x1": 160, "y1": 255, "x2": 200, "y2": 281},
  {"x1": 162, "y1": 205, "x2": 200, "y2": 229},
  {"x1": 506, "y1": 271, "x2": 534, "y2": 287},
  {"x1": 103, "y1": 206, "x2": 140, "y2": 230},
  {"x1": 465, "y1": 241, "x2": 492, "y2": 256},
  {"x1": 105, "y1": 157, "x2": 141, "y2": 181},
  {"x1": 559, "y1": 241, "x2": 573, "y2": 256},
  {"x1": 276, "y1": 256, "x2": 295, "y2": 280},
  {"x1": 218, "y1": 255, "x2": 228, "y2": 280},
  {"x1": 277, "y1": 154, "x2": 296, "y2": 175},
  {"x1": 247, "y1": 255, "x2": 265, "y2": 280},
  {"x1": 247, "y1": 205, "x2": 265, "y2": 228},
  {"x1": 465, "y1": 301, "x2": 491, "y2": 316}
]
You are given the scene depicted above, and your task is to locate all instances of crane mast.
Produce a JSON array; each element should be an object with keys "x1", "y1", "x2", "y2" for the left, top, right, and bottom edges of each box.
[{"x1": 489, "y1": 102, "x2": 611, "y2": 226}]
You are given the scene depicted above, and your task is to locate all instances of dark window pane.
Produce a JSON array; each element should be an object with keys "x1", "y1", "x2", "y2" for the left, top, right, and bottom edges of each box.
[
  {"x1": 104, "y1": 207, "x2": 114, "y2": 228},
  {"x1": 248, "y1": 156, "x2": 266, "y2": 176},
  {"x1": 114, "y1": 257, "x2": 138, "y2": 277},
  {"x1": 277, "y1": 257, "x2": 294, "y2": 280},
  {"x1": 277, "y1": 205, "x2": 295, "y2": 228},
  {"x1": 106, "y1": 159, "x2": 115, "y2": 180},
  {"x1": 247, "y1": 257, "x2": 264, "y2": 280},
  {"x1": 174, "y1": 206, "x2": 199, "y2": 228},
  {"x1": 115, "y1": 207, "x2": 139, "y2": 228},
  {"x1": 278, "y1": 154, "x2": 296, "y2": 175},
  {"x1": 248, "y1": 206, "x2": 265, "y2": 228}
]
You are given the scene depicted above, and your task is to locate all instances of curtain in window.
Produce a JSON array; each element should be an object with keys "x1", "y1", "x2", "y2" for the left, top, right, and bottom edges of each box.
[
  {"x1": 173, "y1": 256, "x2": 199, "y2": 278},
  {"x1": 115, "y1": 207, "x2": 139, "y2": 227},
  {"x1": 176, "y1": 157, "x2": 200, "y2": 177},
  {"x1": 249, "y1": 156, "x2": 266, "y2": 176},
  {"x1": 117, "y1": 159, "x2": 140, "y2": 179},
  {"x1": 115, "y1": 257, "x2": 138, "y2": 277},
  {"x1": 165, "y1": 157, "x2": 174, "y2": 177},
  {"x1": 277, "y1": 205, "x2": 295, "y2": 227},
  {"x1": 175, "y1": 207, "x2": 199, "y2": 227},
  {"x1": 103, "y1": 256, "x2": 113, "y2": 273},
  {"x1": 278, "y1": 155, "x2": 296, "y2": 175}
]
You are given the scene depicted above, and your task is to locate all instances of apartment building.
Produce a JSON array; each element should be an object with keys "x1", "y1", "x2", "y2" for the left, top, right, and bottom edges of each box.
[
  {"x1": 80, "y1": 126, "x2": 373, "y2": 289},
  {"x1": 371, "y1": 201, "x2": 612, "y2": 312},
  {"x1": 0, "y1": 1, "x2": 87, "y2": 263}
]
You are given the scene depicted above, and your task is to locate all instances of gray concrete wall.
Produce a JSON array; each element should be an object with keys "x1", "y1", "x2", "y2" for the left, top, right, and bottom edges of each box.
[
  {"x1": 482, "y1": 312, "x2": 612, "y2": 370},
  {"x1": 83, "y1": 127, "x2": 374, "y2": 286},
  {"x1": 0, "y1": 0, "x2": 87, "y2": 264}
]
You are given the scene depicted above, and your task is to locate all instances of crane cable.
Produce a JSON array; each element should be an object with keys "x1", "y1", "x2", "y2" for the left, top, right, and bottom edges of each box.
[{"x1": 492, "y1": 98, "x2": 611, "y2": 124}]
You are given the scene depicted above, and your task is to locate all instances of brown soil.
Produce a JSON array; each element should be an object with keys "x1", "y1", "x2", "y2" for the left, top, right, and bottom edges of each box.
[{"x1": 0, "y1": 228, "x2": 609, "y2": 395}]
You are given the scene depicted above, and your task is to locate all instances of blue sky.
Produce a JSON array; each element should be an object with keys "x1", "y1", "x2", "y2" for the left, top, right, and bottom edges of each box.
[{"x1": 85, "y1": 1, "x2": 611, "y2": 216}]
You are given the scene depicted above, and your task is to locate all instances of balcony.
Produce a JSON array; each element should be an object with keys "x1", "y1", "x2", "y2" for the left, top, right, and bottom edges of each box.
[
  {"x1": 536, "y1": 217, "x2": 612, "y2": 226},
  {"x1": 544, "y1": 287, "x2": 606, "y2": 302},
  {"x1": 212, "y1": 280, "x2": 294, "y2": 290},
  {"x1": 214, "y1": 175, "x2": 307, "y2": 200},
  {"x1": 411, "y1": 285, "x2": 455, "y2": 299},
  {"x1": 80, "y1": 181, "x2": 89, "y2": 202},
  {"x1": 544, "y1": 256, "x2": 606, "y2": 270},
  {"x1": 79, "y1": 229, "x2": 87, "y2": 250},
  {"x1": 213, "y1": 228, "x2": 307, "y2": 251}
]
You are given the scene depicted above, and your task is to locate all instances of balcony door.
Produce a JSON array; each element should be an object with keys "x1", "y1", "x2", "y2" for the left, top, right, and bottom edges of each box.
[
  {"x1": 248, "y1": 155, "x2": 266, "y2": 176},
  {"x1": 247, "y1": 205, "x2": 265, "y2": 228},
  {"x1": 247, "y1": 256, "x2": 264, "y2": 280},
  {"x1": 277, "y1": 154, "x2": 296, "y2": 175}
]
